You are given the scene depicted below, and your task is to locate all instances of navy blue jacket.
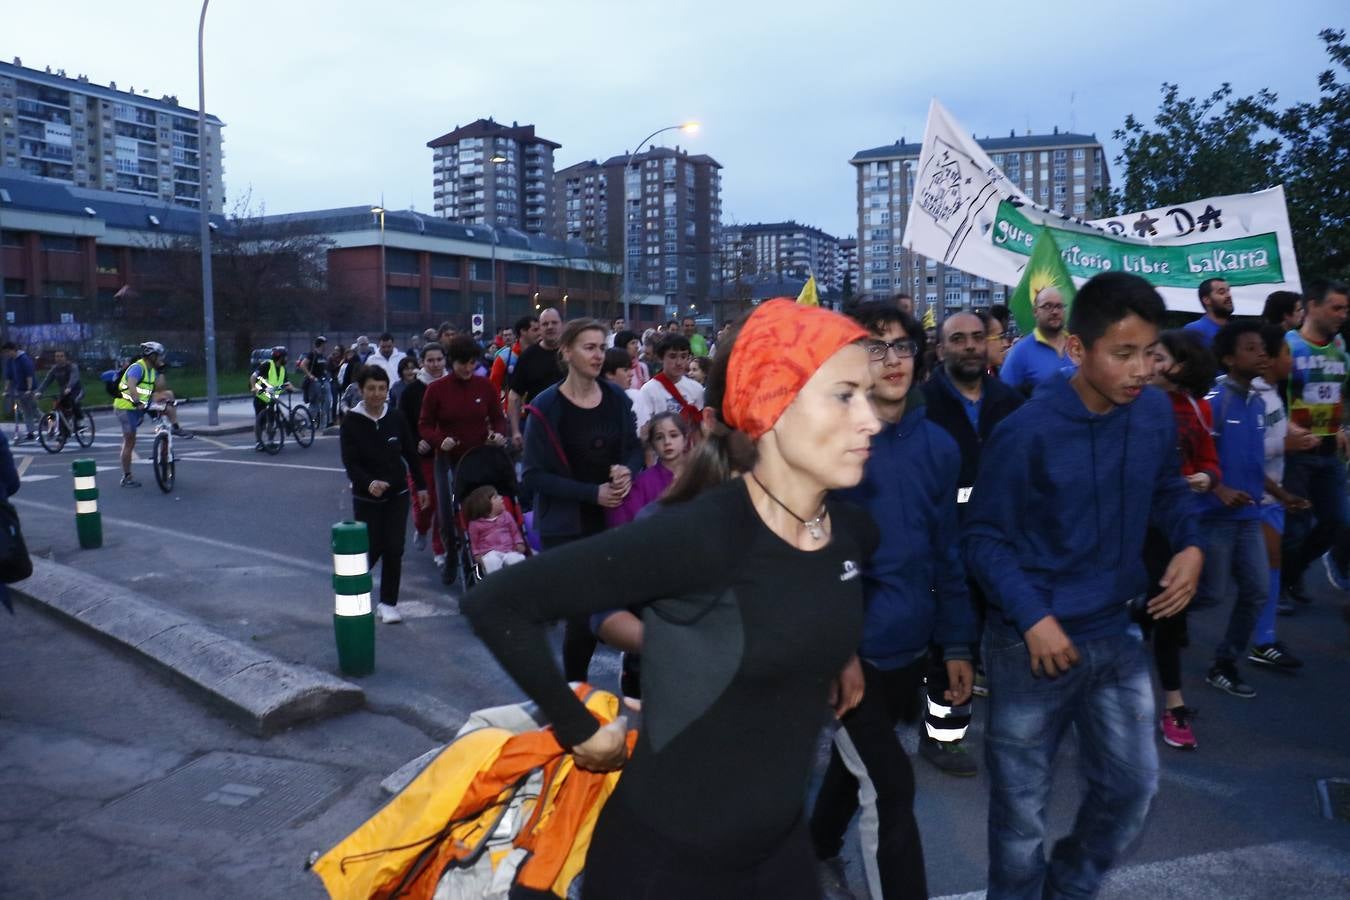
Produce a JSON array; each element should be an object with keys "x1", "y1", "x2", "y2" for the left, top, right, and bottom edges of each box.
[
  {"x1": 921, "y1": 367, "x2": 1024, "y2": 520},
  {"x1": 962, "y1": 374, "x2": 1200, "y2": 640},
  {"x1": 1201, "y1": 376, "x2": 1266, "y2": 522},
  {"x1": 522, "y1": 380, "x2": 642, "y2": 540},
  {"x1": 835, "y1": 393, "x2": 976, "y2": 667}
]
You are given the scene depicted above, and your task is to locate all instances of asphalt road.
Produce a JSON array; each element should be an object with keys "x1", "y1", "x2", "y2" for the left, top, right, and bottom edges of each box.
[{"x1": 3, "y1": 402, "x2": 1350, "y2": 898}]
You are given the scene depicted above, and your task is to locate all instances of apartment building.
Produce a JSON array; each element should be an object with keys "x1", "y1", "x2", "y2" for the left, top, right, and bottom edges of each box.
[
  {"x1": 0, "y1": 58, "x2": 224, "y2": 212},
  {"x1": 718, "y1": 221, "x2": 841, "y2": 292},
  {"x1": 427, "y1": 118, "x2": 559, "y2": 234},
  {"x1": 553, "y1": 146, "x2": 721, "y2": 320},
  {"x1": 839, "y1": 237, "x2": 858, "y2": 292},
  {"x1": 850, "y1": 128, "x2": 1109, "y2": 321}
]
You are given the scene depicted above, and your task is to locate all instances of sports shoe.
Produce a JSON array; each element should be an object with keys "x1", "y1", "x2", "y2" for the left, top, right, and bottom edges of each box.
[
  {"x1": 1206, "y1": 661, "x2": 1256, "y2": 698},
  {"x1": 1287, "y1": 582, "x2": 1314, "y2": 606},
  {"x1": 413, "y1": 530, "x2": 427, "y2": 551},
  {"x1": 12, "y1": 433, "x2": 29, "y2": 444},
  {"x1": 120, "y1": 473, "x2": 141, "y2": 488},
  {"x1": 433, "y1": 553, "x2": 447, "y2": 568},
  {"x1": 1322, "y1": 551, "x2": 1350, "y2": 592},
  {"x1": 1247, "y1": 641, "x2": 1304, "y2": 670},
  {"x1": 377, "y1": 603, "x2": 403, "y2": 624},
  {"x1": 918, "y1": 734, "x2": 978, "y2": 777},
  {"x1": 254, "y1": 442, "x2": 265, "y2": 452},
  {"x1": 171, "y1": 425, "x2": 194, "y2": 439},
  {"x1": 1160, "y1": 706, "x2": 1198, "y2": 750}
]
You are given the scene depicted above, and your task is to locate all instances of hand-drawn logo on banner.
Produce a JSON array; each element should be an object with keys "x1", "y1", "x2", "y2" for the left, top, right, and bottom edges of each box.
[{"x1": 915, "y1": 137, "x2": 1003, "y2": 264}]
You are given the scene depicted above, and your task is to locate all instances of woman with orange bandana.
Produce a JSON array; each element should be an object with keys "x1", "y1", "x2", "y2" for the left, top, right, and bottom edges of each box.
[{"x1": 465, "y1": 299, "x2": 881, "y2": 899}]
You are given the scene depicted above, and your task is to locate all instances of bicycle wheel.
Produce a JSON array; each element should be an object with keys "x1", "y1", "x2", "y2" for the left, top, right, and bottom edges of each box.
[
  {"x1": 38, "y1": 412, "x2": 66, "y2": 453},
  {"x1": 258, "y1": 406, "x2": 284, "y2": 455},
  {"x1": 153, "y1": 431, "x2": 175, "y2": 493},
  {"x1": 289, "y1": 405, "x2": 315, "y2": 448},
  {"x1": 73, "y1": 409, "x2": 96, "y2": 448}
]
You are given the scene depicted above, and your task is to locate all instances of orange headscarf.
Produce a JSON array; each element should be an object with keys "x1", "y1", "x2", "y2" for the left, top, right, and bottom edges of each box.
[{"x1": 723, "y1": 299, "x2": 867, "y2": 440}]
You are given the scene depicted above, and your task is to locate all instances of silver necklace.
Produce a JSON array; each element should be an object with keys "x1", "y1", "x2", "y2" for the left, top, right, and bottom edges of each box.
[{"x1": 750, "y1": 472, "x2": 828, "y2": 541}]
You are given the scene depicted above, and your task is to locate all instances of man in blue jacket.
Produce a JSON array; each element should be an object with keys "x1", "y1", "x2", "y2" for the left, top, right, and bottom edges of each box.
[
  {"x1": 963, "y1": 273, "x2": 1203, "y2": 900},
  {"x1": 810, "y1": 303, "x2": 977, "y2": 900}
]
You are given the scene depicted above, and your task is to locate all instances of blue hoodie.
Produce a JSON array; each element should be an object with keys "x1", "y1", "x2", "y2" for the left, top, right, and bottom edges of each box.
[
  {"x1": 962, "y1": 373, "x2": 1200, "y2": 640},
  {"x1": 835, "y1": 393, "x2": 976, "y2": 668}
]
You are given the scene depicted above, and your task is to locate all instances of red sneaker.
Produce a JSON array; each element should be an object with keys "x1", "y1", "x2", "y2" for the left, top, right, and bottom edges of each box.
[{"x1": 1161, "y1": 706, "x2": 1197, "y2": 750}]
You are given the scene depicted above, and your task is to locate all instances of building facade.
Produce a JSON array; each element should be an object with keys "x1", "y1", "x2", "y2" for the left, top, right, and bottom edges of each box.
[
  {"x1": 718, "y1": 221, "x2": 841, "y2": 292},
  {"x1": 0, "y1": 170, "x2": 616, "y2": 353},
  {"x1": 0, "y1": 59, "x2": 225, "y2": 213},
  {"x1": 553, "y1": 146, "x2": 721, "y2": 321},
  {"x1": 427, "y1": 118, "x2": 559, "y2": 235},
  {"x1": 838, "y1": 237, "x2": 858, "y2": 294},
  {"x1": 851, "y1": 129, "x2": 1109, "y2": 321}
]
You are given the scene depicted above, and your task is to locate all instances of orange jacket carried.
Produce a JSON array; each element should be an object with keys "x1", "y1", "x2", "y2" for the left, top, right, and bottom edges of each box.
[{"x1": 309, "y1": 686, "x2": 634, "y2": 900}]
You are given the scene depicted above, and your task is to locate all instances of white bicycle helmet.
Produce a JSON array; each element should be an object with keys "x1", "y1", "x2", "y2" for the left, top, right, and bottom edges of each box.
[{"x1": 140, "y1": 341, "x2": 165, "y2": 356}]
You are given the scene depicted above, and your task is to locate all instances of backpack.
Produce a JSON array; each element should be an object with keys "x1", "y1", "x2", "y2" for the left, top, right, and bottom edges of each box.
[
  {"x1": 101, "y1": 366, "x2": 128, "y2": 399},
  {"x1": 308, "y1": 686, "x2": 633, "y2": 900}
]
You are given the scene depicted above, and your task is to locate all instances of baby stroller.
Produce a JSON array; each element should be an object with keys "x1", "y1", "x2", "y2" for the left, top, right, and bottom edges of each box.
[{"x1": 451, "y1": 443, "x2": 528, "y2": 589}]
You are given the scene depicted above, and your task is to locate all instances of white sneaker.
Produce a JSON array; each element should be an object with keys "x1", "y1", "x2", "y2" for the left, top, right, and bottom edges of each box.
[
  {"x1": 433, "y1": 553, "x2": 447, "y2": 568},
  {"x1": 377, "y1": 603, "x2": 403, "y2": 624}
]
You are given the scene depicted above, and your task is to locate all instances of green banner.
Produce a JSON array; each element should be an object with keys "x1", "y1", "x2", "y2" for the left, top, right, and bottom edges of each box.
[{"x1": 992, "y1": 201, "x2": 1284, "y2": 289}]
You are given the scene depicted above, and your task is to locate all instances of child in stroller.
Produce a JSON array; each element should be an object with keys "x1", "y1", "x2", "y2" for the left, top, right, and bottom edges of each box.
[{"x1": 464, "y1": 485, "x2": 527, "y2": 575}]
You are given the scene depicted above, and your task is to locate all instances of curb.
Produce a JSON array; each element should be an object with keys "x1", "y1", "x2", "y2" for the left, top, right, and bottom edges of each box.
[{"x1": 13, "y1": 557, "x2": 365, "y2": 735}]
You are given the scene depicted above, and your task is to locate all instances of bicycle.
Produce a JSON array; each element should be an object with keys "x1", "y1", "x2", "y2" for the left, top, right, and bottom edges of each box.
[
  {"x1": 145, "y1": 399, "x2": 182, "y2": 493},
  {"x1": 37, "y1": 393, "x2": 95, "y2": 453},
  {"x1": 255, "y1": 385, "x2": 315, "y2": 455}
]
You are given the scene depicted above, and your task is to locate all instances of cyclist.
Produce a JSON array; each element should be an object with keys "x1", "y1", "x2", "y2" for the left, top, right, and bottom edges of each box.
[
  {"x1": 296, "y1": 335, "x2": 332, "y2": 426},
  {"x1": 35, "y1": 348, "x2": 86, "y2": 436},
  {"x1": 252, "y1": 345, "x2": 296, "y2": 451},
  {"x1": 114, "y1": 341, "x2": 191, "y2": 488}
]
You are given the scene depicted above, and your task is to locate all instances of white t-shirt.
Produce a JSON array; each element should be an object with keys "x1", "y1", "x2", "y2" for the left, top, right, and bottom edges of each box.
[
  {"x1": 1253, "y1": 377, "x2": 1286, "y2": 504},
  {"x1": 633, "y1": 375, "x2": 704, "y2": 432}
]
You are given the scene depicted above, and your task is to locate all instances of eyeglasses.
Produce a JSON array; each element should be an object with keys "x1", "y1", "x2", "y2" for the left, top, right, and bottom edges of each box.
[
  {"x1": 865, "y1": 339, "x2": 918, "y2": 361},
  {"x1": 987, "y1": 333, "x2": 1013, "y2": 345},
  {"x1": 1036, "y1": 302, "x2": 1065, "y2": 311}
]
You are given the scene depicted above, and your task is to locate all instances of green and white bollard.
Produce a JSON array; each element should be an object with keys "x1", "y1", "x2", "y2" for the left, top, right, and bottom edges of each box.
[
  {"x1": 331, "y1": 521, "x2": 374, "y2": 677},
  {"x1": 73, "y1": 458, "x2": 102, "y2": 549}
]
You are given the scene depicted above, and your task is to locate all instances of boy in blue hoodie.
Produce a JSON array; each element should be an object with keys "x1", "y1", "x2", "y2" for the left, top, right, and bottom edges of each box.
[
  {"x1": 963, "y1": 272, "x2": 1203, "y2": 900},
  {"x1": 810, "y1": 304, "x2": 977, "y2": 900}
]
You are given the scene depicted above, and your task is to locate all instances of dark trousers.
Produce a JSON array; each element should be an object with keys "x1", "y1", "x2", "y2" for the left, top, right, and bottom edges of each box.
[
  {"x1": 1142, "y1": 527, "x2": 1189, "y2": 693},
  {"x1": 253, "y1": 397, "x2": 269, "y2": 443},
  {"x1": 809, "y1": 656, "x2": 929, "y2": 900},
  {"x1": 353, "y1": 492, "x2": 409, "y2": 606},
  {"x1": 541, "y1": 534, "x2": 600, "y2": 682},
  {"x1": 583, "y1": 792, "x2": 821, "y2": 900},
  {"x1": 1282, "y1": 451, "x2": 1350, "y2": 589}
]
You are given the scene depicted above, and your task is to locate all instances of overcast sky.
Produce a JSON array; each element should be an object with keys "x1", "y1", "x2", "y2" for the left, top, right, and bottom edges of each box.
[{"x1": 6, "y1": 0, "x2": 1343, "y2": 238}]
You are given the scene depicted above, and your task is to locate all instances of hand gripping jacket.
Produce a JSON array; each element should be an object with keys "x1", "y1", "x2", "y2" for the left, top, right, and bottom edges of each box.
[{"x1": 308, "y1": 685, "x2": 634, "y2": 900}]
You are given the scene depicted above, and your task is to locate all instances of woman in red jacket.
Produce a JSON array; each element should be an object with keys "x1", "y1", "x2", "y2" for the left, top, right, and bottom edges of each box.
[
  {"x1": 418, "y1": 335, "x2": 508, "y2": 585},
  {"x1": 1147, "y1": 330, "x2": 1222, "y2": 751}
]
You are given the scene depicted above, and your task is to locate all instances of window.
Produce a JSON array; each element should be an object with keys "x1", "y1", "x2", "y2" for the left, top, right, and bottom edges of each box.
[
  {"x1": 41, "y1": 235, "x2": 79, "y2": 253},
  {"x1": 385, "y1": 248, "x2": 418, "y2": 274},
  {"x1": 1073, "y1": 202, "x2": 1087, "y2": 215},
  {"x1": 472, "y1": 259, "x2": 494, "y2": 281},
  {"x1": 1053, "y1": 150, "x2": 1067, "y2": 161},
  {"x1": 1072, "y1": 148, "x2": 1085, "y2": 160},
  {"x1": 429, "y1": 289, "x2": 458, "y2": 314},
  {"x1": 429, "y1": 255, "x2": 460, "y2": 278},
  {"x1": 506, "y1": 263, "x2": 530, "y2": 284},
  {"x1": 386, "y1": 286, "x2": 419, "y2": 313}
]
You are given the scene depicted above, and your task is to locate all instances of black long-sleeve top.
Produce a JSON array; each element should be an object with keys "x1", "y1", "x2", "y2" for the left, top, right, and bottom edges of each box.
[
  {"x1": 339, "y1": 403, "x2": 426, "y2": 500},
  {"x1": 463, "y1": 479, "x2": 878, "y2": 857}
]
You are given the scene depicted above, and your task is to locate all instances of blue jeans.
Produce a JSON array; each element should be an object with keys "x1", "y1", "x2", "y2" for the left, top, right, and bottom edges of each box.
[
  {"x1": 983, "y1": 621, "x2": 1157, "y2": 900},
  {"x1": 1199, "y1": 518, "x2": 1268, "y2": 663},
  {"x1": 1281, "y1": 452, "x2": 1349, "y2": 589}
]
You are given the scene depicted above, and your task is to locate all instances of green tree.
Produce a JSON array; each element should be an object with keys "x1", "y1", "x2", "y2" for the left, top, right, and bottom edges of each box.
[
  {"x1": 1278, "y1": 29, "x2": 1350, "y2": 283},
  {"x1": 1102, "y1": 29, "x2": 1350, "y2": 285}
]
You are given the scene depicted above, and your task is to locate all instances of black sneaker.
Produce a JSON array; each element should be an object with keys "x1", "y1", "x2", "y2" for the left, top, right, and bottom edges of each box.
[
  {"x1": 254, "y1": 442, "x2": 265, "y2": 452},
  {"x1": 172, "y1": 426, "x2": 194, "y2": 440},
  {"x1": 1247, "y1": 642, "x2": 1304, "y2": 670},
  {"x1": 1206, "y1": 661, "x2": 1256, "y2": 698},
  {"x1": 918, "y1": 734, "x2": 978, "y2": 777},
  {"x1": 1287, "y1": 582, "x2": 1314, "y2": 606},
  {"x1": 120, "y1": 473, "x2": 141, "y2": 488}
]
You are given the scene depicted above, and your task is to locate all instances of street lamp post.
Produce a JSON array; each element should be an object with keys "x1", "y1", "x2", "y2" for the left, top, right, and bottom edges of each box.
[
  {"x1": 621, "y1": 122, "x2": 699, "y2": 327},
  {"x1": 197, "y1": 0, "x2": 220, "y2": 425},
  {"x1": 371, "y1": 205, "x2": 386, "y2": 334},
  {"x1": 486, "y1": 154, "x2": 507, "y2": 335}
]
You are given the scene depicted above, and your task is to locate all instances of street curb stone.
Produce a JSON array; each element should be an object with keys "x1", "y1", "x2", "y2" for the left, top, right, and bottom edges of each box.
[{"x1": 12, "y1": 557, "x2": 365, "y2": 735}]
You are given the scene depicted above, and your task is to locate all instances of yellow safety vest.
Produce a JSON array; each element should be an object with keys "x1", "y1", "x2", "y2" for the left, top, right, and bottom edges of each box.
[
  {"x1": 255, "y1": 360, "x2": 285, "y2": 403},
  {"x1": 113, "y1": 359, "x2": 157, "y2": 410}
]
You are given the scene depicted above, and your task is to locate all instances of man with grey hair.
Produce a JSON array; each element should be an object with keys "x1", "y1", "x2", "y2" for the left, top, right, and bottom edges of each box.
[{"x1": 999, "y1": 287, "x2": 1076, "y2": 394}]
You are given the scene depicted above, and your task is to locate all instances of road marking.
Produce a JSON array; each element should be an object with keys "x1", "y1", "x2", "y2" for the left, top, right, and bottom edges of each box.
[
  {"x1": 17, "y1": 455, "x2": 33, "y2": 477},
  {"x1": 162, "y1": 455, "x2": 345, "y2": 473},
  {"x1": 195, "y1": 435, "x2": 235, "y2": 449},
  {"x1": 178, "y1": 450, "x2": 221, "y2": 458},
  {"x1": 21, "y1": 473, "x2": 57, "y2": 483}
]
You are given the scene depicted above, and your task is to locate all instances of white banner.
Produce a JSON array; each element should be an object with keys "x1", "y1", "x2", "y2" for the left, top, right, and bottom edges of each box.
[{"x1": 901, "y1": 99, "x2": 1302, "y2": 316}]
